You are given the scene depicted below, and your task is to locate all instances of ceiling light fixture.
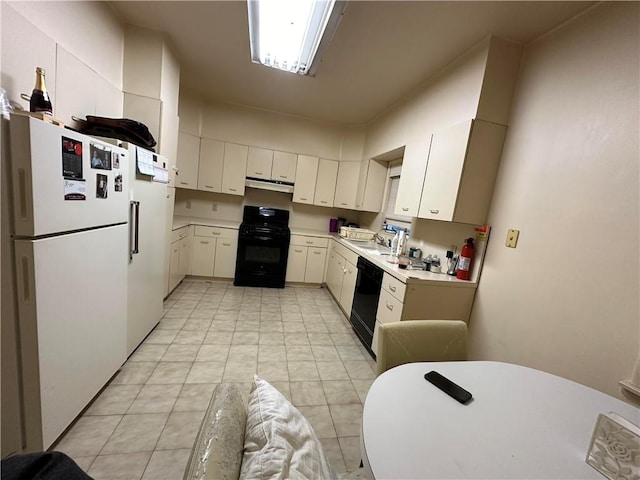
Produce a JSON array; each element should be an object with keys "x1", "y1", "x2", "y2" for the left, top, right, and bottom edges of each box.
[{"x1": 247, "y1": 0, "x2": 346, "y2": 76}]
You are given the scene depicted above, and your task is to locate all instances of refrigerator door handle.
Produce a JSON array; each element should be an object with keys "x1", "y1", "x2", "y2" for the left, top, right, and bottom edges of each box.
[{"x1": 130, "y1": 201, "x2": 140, "y2": 259}]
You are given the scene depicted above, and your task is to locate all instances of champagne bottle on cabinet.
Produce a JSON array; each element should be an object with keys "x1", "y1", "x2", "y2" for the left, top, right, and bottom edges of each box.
[{"x1": 29, "y1": 67, "x2": 53, "y2": 116}]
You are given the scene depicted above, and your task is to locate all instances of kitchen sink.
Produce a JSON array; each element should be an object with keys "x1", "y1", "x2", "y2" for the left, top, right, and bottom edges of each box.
[{"x1": 352, "y1": 243, "x2": 391, "y2": 255}]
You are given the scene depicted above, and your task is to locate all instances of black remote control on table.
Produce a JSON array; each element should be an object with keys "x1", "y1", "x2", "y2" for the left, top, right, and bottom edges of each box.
[{"x1": 424, "y1": 371, "x2": 473, "y2": 404}]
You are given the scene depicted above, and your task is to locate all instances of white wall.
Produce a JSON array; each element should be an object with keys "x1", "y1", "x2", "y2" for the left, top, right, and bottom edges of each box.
[
  {"x1": 468, "y1": 2, "x2": 640, "y2": 399},
  {"x1": 362, "y1": 37, "x2": 490, "y2": 161},
  {"x1": 180, "y1": 90, "x2": 366, "y2": 161},
  {"x1": 2, "y1": 2, "x2": 125, "y2": 122}
]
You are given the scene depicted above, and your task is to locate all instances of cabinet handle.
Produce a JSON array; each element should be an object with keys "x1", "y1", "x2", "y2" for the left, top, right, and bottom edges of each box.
[
  {"x1": 300, "y1": 197, "x2": 308, "y2": 201},
  {"x1": 305, "y1": 241, "x2": 313, "y2": 245},
  {"x1": 255, "y1": 172, "x2": 263, "y2": 175},
  {"x1": 180, "y1": 181, "x2": 188, "y2": 185},
  {"x1": 430, "y1": 209, "x2": 439, "y2": 214},
  {"x1": 320, "y1": 200, "x2": 328, "y2": 204},
  {"x1": 205, "y1": 185, "x2": 213, "y2": 188},
  {"x1": 211, "y1": 232, "x2": 221, "y2": 235},
  {"x1": 386, "y1": 302, "x2": 394, "y2": 311},
  {"x1": 294, "y1": 249, "x2": 303, "y2": 253},
  {"x1": 401, "y1": 207, "x2": 409, "y2": 212},
  {"x1": 229, "y1": 188, "x2": 237, "y2": 192},
  {"x1": 279, "y1": 175, "x2": 287, "y2": 179},
  {"x1": 200, "y1": 240, "x2": 209, "y2": 245},
  {"x1": 340, "y1": 203, "x2": 347, "y2": 206},
  {"x1": 389, "y1": 285, "x2": 396, "y2": 292},
  {"x1": 313, "y1": 251, "x2": 321, "y2": 255},
  {"x1": 222, "y1": 242, "x2": 231, "y2": 246}
]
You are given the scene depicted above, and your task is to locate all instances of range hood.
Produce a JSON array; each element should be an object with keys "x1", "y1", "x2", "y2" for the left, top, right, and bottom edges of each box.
[{"x1": 245, "y1": 177, "x2": 295, "y2": 194}]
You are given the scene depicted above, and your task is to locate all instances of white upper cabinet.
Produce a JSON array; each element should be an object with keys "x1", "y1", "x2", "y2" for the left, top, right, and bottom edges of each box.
[
  {"x1": 221, "y1": 143, "x2": 248, "y2": 196},
  {"x1": 272, "y1": 151, "x2": 297, "y2": 182},
  {"x1": 246, "y1": 147, "x2": 274, "y2": 179},
  {"x1": 246, "y1": 148, "x2": 297, "y2": 183},
  {"x1": 197, "y1": 138, "x2": 224, "y2": 193},
  {"x1": 176, "y1": 132, "x2": 200, "y2": 190},
  {"x1": 394, "y1": 141, "x2": 432, "y2": 217},
  {"x1": 293, "y1": 155, "x2": 319, "y2": 204},
  {"x1": 418, "y1": 119, "x2": 507, "y2": 224},
  {"x1": 356, "y1": 159, "x2": 388, "y2": 212},
  {"x1": 314, "y1": 159, "x2": 339, "y2": 208},
  {"x1": 333, "y1": 161, "x2": 360, "y2": 209}
]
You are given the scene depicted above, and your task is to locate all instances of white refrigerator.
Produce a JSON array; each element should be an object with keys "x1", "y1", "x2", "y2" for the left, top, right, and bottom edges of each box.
[
  {"x1": 9, "y1": 114, "x2": 130, "y2": 450},
  {"x1": 124, "y1": 143, "x2": 167, "y2": 356}
]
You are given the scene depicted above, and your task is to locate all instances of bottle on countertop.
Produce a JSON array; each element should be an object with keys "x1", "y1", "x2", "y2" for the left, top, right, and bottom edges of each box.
[
  {"x1": 29, "y1": 67, "x2": 53, "y2": 116},
  {"x1": 388, "y1": 231, "x2": 400, "y2": 263}
]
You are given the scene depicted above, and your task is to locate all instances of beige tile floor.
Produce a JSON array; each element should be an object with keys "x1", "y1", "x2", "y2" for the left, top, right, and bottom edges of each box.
[{"x1": 54, "y1": 279, "x2": 377, "y2": 479}]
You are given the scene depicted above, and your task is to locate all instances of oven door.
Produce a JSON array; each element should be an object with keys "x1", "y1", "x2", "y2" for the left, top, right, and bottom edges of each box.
[{"x1": 234, "y1": 227, "x2": 290, "y2": 288}]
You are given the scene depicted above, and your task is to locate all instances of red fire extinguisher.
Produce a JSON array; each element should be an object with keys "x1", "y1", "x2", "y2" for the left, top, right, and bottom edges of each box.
[{"x1": 456, "y1": 238, "x2": 475, "y2": 280}]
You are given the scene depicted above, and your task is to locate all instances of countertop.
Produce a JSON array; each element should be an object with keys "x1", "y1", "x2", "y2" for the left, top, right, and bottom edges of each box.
[
  {"x1": 172, "y1": 217, "x2": 475, "y2": 287},
  {"x1": 173, "y1": 216, "x2": 240, "y2": 230},
  {"x1": 332, "y1": 235, "x2": 477, "y2": 288}
]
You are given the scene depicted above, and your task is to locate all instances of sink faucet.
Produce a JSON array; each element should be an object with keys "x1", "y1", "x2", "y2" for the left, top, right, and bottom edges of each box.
[{"x1": 374, "y1": 233, "x2": 386, "y2": 246}]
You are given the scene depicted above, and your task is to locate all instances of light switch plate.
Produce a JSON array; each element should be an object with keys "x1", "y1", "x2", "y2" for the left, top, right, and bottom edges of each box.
[{"x1": 506, "y1": 229, "x2": 519, "y2": 248}]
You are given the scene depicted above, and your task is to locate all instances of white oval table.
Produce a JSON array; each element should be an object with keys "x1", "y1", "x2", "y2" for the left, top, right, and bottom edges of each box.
[{"x1": 361, "y1": 361, "x2": 639, "y2": 479}]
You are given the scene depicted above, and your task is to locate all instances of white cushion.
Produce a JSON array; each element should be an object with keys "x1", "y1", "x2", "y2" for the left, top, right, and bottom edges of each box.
[{"x1": 240, "y1": 376, "x2": 337, "y2": 480}]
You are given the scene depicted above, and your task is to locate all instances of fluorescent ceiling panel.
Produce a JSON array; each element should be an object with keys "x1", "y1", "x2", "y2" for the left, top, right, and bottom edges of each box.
[{"x1": 248, "y1": 0, "x2": 339, "y2": 75}]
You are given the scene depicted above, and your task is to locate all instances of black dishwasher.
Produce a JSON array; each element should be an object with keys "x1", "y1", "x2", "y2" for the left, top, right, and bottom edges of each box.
[{"x1": 350, "y1": 256, "x2": 383, "y2": 358}]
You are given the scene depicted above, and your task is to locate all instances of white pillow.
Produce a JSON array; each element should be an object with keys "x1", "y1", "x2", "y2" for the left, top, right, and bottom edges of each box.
[{"x1": 240, "y1": 375, "x2": 337, "y2": 480}]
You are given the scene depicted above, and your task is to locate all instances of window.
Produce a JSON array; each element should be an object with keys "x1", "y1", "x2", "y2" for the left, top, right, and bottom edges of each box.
[{"x1": 384, "y1": 161, "x2": 412, "y2": 230}]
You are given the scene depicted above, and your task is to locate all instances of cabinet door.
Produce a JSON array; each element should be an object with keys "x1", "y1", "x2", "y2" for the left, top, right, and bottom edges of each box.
[
  {"x1": 191, "y1": 237, "x2": 216, "y2": 276},
  {"x1": 418, "y1": 120, "x2": 472, "y2": 221},
  {"x1": 222, "y1": 143, "x2": 248, "y2": 196},
  {"x1": 246, "y1": 147, "x2": 273, "y2": 179},
  {"x1": 214, "y1": 237, "x2": 238, "y2": 278},
  {"x1": 164, "y1": 189, "x2": 176, "y2": 297},
  {"x1": 198, "y1": 138, "x2": 224, "y2": 193},
  {"x1": 360, "y1": 159, "x2": 388, "y2": 212},
  {"x1": 305, "y1": 247, "x2": 327, "y2": 283},
  {"x1": 286, "y1": 245, "x2": 308, "y2": 283},
  {"x1": 272, "y1": 151, "x2": 297, "y2": 182},
  {"x1": 325, "y1": 250, "x2": 345, "y2": 298},
  {"x1": 339, "y1": 260, "x2": 357, "y2": 315},
  {"x1": 169, "y1": 240, "x2": 180, "y2": 292},
  {"x1": 395, "y1": 141, "x2": 432, "y2": 217},
  {"x1": 176, "y1": 132, "x2": 200, "y2": 189},
  {"x1": 333, "y1": 161, "x2": 360, "y2": 209},
  {"x1": 293, "y1": 155, "x2": 318, "y2": 204},
  {"x1": 178, "y1": 234, "x2": 192, "y2": 277},
  {"x1": 314, "y1": 158, "x2": 338, "y2": 207}
]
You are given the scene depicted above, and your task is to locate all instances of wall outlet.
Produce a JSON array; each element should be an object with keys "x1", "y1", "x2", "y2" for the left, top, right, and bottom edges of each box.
[
  {"x1": 506, "y1": 229, "x2": 519, "y2": 248},
  {"x1": 211, "y1": 203, "x2": 217, "y2": 212}
]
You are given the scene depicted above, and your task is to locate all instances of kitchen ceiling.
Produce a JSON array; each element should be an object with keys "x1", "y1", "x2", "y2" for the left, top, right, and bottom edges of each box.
[{"x1": 108, "y1": 1, "x2": 595, "y2": 126}]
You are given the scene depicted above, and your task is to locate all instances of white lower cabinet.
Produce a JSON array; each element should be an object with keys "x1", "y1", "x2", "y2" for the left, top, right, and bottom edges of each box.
[
  {"x1": 371, "y1": 271, "x2": 477, "y2": 355},
  {"x1": 286, "y1": 235, "x2": 328, "y2": 284},
  {"x1": 191, "y1": 237, "x2": 216, "y2": 276},
  {"x1": 168, "y1": 226, "x2": 192, "y2": 293},
  {"x1": 214, "y1": 236, "x2": 238, "y2": 278},
  {"x1": 190, "y1": 226, "x2": 239, "y2": 278},
  {"x1": 325, "y1": 239, "x2": 359, "y2": 314}
]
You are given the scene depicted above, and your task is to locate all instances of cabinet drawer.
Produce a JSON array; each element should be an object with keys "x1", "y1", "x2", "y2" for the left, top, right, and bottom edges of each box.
[
  {"x1": 290, "y1": 235, "x2": 329, "y2": 248},
  {"x1": 332, "y1": 240, "x2": 359, "y2": 265},
  {"x1": 382, "y1": 273, "x2": 406, "y2": 302},
  {"x1": 194, "y1": 225, "x2": 237, "y2": 239},
  {"x1": 172, "y1": 226, "x2": 189, "y2": 242},
  {"x1": 377, "y1": 288, "x2": 403, "y2": 324}
]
